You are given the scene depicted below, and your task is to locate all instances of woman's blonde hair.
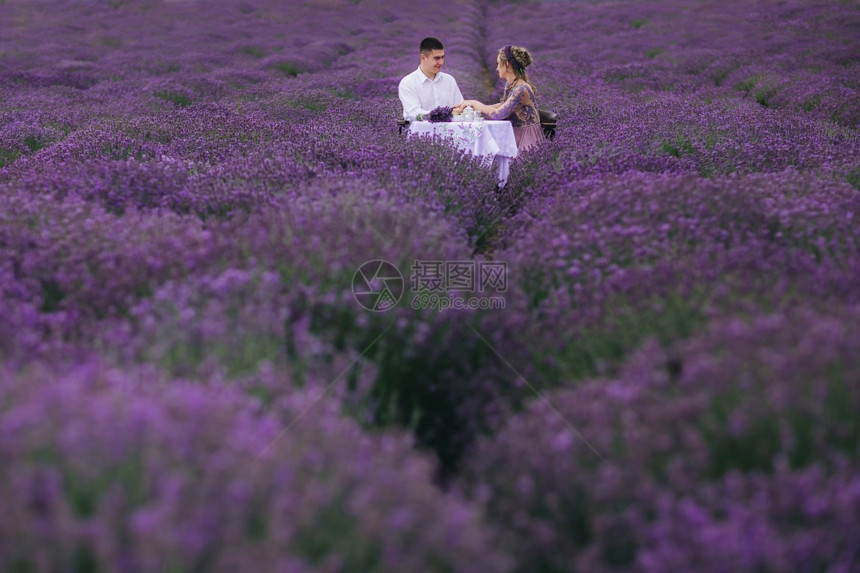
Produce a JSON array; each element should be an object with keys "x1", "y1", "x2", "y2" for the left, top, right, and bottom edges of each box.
[{"x1": 499, "y1": 45, "x2": 535, "y2": 97}]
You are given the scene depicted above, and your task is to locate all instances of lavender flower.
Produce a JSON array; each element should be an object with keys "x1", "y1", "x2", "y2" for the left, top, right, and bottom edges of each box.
[{"x1": 427, "y1": 105, "x2": 454, "y2": 123}]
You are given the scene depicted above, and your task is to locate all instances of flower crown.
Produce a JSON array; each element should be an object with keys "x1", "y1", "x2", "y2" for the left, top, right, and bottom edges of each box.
[{"x1": 504, "y1": 45, "x2": 524, "y2": 73}]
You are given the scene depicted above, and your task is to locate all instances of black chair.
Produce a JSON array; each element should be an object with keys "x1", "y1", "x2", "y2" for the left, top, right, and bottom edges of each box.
[{"x1": 539, "y1": 109, "x2": 557, "y2": 140}]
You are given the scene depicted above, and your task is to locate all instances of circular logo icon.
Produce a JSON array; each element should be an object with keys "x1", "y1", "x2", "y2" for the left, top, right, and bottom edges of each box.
[{"x1": 352, "y1": 260, "x2": 404, "y2": 312}]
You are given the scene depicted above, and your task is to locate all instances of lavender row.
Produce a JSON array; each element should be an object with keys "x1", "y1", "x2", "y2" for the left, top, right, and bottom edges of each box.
[
  {"x1": 491, "y1": 169, "x2": 860, "y2": 382},
  {"x1": 457, "y1": 305, "x2": 860, "y2": 572},
  {"x1": 1, "y1": 177, "x2": 511, "y2": 477},
  {"x1": 0, "y1": 358, "x2": 510, "y2": 572}
]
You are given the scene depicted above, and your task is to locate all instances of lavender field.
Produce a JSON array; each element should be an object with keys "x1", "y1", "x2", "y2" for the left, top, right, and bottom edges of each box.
[{"x1": 2, "y1": 0, "x2": 859, "y2": 570}]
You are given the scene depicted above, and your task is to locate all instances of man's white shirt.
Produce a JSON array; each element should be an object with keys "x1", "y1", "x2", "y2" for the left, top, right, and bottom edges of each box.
[{"x1": 398, "y1": 67, "x2": 463, "y2": 121}]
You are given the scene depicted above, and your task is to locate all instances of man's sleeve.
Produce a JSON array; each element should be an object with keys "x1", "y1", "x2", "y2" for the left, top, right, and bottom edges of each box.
[
  {"x1": 398, "y1": 77, "x2": 424, "y2": 121},
  {"x1": 451, "y1": 79, "x2": 464, "y2": 106}
]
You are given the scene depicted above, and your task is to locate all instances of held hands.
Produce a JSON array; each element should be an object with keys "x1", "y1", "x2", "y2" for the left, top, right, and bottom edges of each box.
[{"x1": 454, "y1": 100, "x2": 485, "y2": 113}]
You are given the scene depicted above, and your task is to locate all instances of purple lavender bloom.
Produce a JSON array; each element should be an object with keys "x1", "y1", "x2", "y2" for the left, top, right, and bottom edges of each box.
[{"x1": 427, "y1": 106, "x2": 454, "y2": 123}]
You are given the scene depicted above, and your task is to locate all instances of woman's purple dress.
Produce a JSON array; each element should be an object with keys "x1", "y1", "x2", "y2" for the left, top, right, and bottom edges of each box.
[{"x1": 484, "y1": 83, "x2": 544, "y2": 152}]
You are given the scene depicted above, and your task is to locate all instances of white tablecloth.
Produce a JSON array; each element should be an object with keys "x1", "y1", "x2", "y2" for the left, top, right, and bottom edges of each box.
[{"x1": 408, "y1": 120, "x2": 518, "y2": 186}]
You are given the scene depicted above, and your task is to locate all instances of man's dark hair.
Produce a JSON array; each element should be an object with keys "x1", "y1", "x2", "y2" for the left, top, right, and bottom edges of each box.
[{"x1": 420, "y1": 37, "x2": 444, "y2": 54}]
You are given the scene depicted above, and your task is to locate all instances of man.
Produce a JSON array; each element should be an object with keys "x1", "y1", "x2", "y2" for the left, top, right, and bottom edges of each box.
[{"x1": 398, "y1": 37, "x2": 463, "y2": 121}]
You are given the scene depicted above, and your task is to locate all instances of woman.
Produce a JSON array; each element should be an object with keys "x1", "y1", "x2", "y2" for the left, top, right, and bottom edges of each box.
[{"x1": 455, "y1": 45, "x2": 544, "y2": 152}]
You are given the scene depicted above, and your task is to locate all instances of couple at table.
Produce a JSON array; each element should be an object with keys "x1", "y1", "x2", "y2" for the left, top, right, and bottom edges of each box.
[{"x1": 398, "y1": 37, "x2": 544, "y2": 153}]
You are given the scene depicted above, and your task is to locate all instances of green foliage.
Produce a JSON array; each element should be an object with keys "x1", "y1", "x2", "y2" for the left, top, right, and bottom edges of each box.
[
  {"x1": 734, "y1": 74, "x2": 779, "y2": 107},
  {"x1": 157, "y1": 61, "x2": 181, "y2": 74},
  {"x1": 40, "y1": 279, "x2": 66, "y2": 313},
  {"x1": 96, "y1": 36, "x2": 122, "y2": 47},
  {"x1": 8, "y1": 558, "x2": 32, "y2": 573},
  {"x1": 471, "y1": 210, "x2": 504, "y2": 256},
  {"x1": 630, "y1": 18, "x2": 648, "y2": 28},
  {"x1": 292, "y1": 495, "x2": 382, "y2": 568},
  {"x1": 151, "y1": 317, "x2": 292, "y2": 379},
  {"x1": 701, "y1": 359, "x2": 858, "y2": 480},
  {"x1": 801, "y1": 93, "x2": 822, "y2": 111},
  {"x1": 245, "y1": 504, "x2": 269, "y2": 541},
  {"x1": 307, "y1": 307, "x2": 504, "y2": 476},
  {"x1": 548, "y1": 292, "x2": 707, "y2": 382},
  {"x1": 22, "y1": 135, "x2": 45, "y2": 152},
  {"x1": 701, "y1": 387, "x2": 783, "y2": 478},
  {"x1": 0, "y1": 149, "x2": 20, "y2": 168},
  {"x1": 72, "y1": 545, "x2": 98, "y2": 573},
  {"x1": 153, "y1": 89, "x2": 192, "y2": 107},
  {"x1": 711, "y1": 69, "x2": 730, "y2": 87},
  {"x1": 221, "y1": 334, "x2": 286, "y2": 378},
  {"x1": 754, "y1": 84, "x2": 778, "y2": 107},
  {"x1": 824, "y1": 365, "x2": 860, "y2": 451},
  {"x1": 238, "y1": 45, "x2": 266, "y2": 59},
  {"x1": 62, "y1": 457, "x2": 149, "y2": 518},
  {"x1": 645, "y1": 47, "x2": 663, "y2": 59},
  {"x1": 272, "y1": 61, "x2": 301, "y2": 77},
  {"x1": 0, "y1": 135, "x2": 47, "y2": 168},
  {"x1": 845, "y1": 166, "x2": 860, "y2": 191},
  {"x1": 661, "y1": 136, "x2": 695, "y2": 157},
  {"x1": 328, "y1": 86, "x2": 358, "y2": 99},
  {"x1": 734, "y1": 75, "x2": 759, "y2": 94}
]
